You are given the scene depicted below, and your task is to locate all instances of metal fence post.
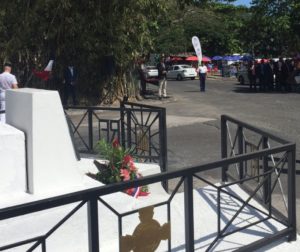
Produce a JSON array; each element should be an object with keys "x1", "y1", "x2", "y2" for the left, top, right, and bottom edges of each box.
[
  {"x1": 217, "y1": 188, "x2": 221, "y2": 235},
  {"x1": 41, "y1": 239, "x2": 46, "y2": 252},
  {"x1": 262, "y1": 136, "x2": 270, "y2": 204},
  {"x1": 184, "y1": 174, "x2": 194, "y2": 252},
  {"x1": 88, "y1": 198, "x2": 99, "y2": 252},
  {"x1": 287, "y1": 145, "x2": 297, "y2": 241},
  {"x1": 221, "y1": 115, "x2": 228, "y2": 182},
  {"x1": 126, "y1": 110, "x2": 132, "y2": 149},
  {"x1": 88, "y1": 109, "x2": 94, "y2": 152},
  {"x1": 159, "y1": 108, "x2": 168, "y2": 191},
  {"x1": 120, "y1": 102, "x2": 126, "y2": 148},
  {"x1": 238, "y1": 126, "x2": 244, "y2": 180}
]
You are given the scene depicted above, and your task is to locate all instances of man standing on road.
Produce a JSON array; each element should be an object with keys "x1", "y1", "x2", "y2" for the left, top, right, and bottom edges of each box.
[
  {"x1": 248, "y1": 61, "x2": 257, "y2": 91},
  {"x1": 256, "y1": 60, "x2": 266, "y2": 91},
  {"x1": 157, "y1": 56, "x2": 167, "y2": 99},
  {"x1": 63, "y1": 62, "x2": 78, "y2": 106},
  {"x1": 0, "y1": 63, "x2": 18, "y2": 122},
  {"x1": 197, "y1": 62, "x2": 208, "y2": 92}
]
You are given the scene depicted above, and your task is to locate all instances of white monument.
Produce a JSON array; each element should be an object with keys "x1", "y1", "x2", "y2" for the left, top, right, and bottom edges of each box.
[
  {"x1": 5, "y1": 88, "x2": 82, "y2": 194},
  {"x1": 0, "y1": 123, "x2": 26, "y2": 194}
]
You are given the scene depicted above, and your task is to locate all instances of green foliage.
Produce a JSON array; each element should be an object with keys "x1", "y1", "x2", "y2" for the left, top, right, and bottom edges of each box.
[
  {"x1": 0, "y1": 0, "x2": 298, "y2": 103},
  {"x1": 0, "y1": 0, "x2": 168, "y2": 103},
  {"x1": 155, "y1": 1, "x2": 248, "y2": 55},
  {"x1": 156, "y1": 0, "x2": 299, "y2": 57},
  {"x1": 96, "y1": 139, "x2": 130, "y2": 183},
  {"x1": 245, "y1": 0, "x2": 300, "y2": 56},
  {"x1": 94, "y1": 139, "x2": 149, "y2": 195}
]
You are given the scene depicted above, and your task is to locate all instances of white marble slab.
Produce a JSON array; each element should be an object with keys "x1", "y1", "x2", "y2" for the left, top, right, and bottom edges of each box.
[
  {"x1": 5, "y1": 88, "x2": 82, "y2": 194},
  {"x1": 0, "y1": 123, "x2": 26, "y2": 194}
]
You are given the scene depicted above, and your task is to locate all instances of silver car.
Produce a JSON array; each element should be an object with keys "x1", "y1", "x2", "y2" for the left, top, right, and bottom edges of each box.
[
  {"x1": 167, "y1": 65, "x2": 197, "y2": 81},
  {"x1": 143, "y1": 66, "x2": 158, "y2": 78}
]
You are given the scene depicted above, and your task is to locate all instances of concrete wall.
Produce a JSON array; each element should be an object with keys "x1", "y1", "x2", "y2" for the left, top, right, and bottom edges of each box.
[
  {"x1": 0, "y1": 123, "x2": 26, "y2": 194},
  {"x1": 5, "y1": 88, "x2": 82, "y2": 194}
]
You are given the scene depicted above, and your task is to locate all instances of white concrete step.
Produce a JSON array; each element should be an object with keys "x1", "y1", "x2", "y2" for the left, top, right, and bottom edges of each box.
[{"x1": 0, "y1": 159, "x2": 299, "y2": 251}]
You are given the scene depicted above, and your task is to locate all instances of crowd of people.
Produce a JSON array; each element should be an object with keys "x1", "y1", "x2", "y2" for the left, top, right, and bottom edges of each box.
[
  {"x1": 139, "y1": 53, "x2": 300, "y2": 96},
  {"x1": 1, "y1": 54, "x2": 300, "y2": 120},
  {"x1": 246, "y1": 57, "x2": 300, "y2": 92}
]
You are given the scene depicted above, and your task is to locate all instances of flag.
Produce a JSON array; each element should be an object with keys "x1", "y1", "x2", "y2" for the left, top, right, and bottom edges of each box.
[
  {"x1": 192, "y1": 36, "x2": 202, "y2": 63},
  {"x1": 32, "y1": 59, "x2": 54, "y2": 81}
]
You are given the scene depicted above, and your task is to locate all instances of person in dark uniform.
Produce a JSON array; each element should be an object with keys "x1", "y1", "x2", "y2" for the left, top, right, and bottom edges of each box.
[
  {"x1": 256, "y1": 60, "x2": 266, "y2": 91},
  {"x1": 277, "y1": 57, "x2": 289, "y2": 92},
  {"x1": 63, "y1": 63, "x2": 78, "y2": 106},
  {"x1": 264, "y1": 60, "x2": 274, "y2": 91},
  {"x1": 157, "y1": 57, "x2": 167, "y2": 99}
]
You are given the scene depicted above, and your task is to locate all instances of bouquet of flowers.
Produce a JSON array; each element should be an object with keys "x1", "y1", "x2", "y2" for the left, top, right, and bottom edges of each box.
[{"x1": 92, "y1": 138, "x2": 149, "y2": 197}]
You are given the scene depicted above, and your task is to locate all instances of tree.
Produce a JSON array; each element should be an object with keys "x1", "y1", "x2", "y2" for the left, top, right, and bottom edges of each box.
[
  {"x1": 244, "y1": 0, "x2": 300, "y2": 57},
  {"x1": 154, "y1": 1, "x2": 249, "y2": 56},
  {"x1": 0, "y1": 0, "x2": 168, "y2": 103},
  {"x1": 0, "y1": 0, "x2": 298, "y2": 104}
]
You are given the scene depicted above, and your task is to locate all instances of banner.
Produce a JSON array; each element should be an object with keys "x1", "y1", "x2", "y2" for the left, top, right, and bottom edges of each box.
[
  {"x1": 192, "y1": 36, "x2": 202, "y2": 63},
  {"x1": 32, "y1": 59, "x2": 54, "y2": 81}
]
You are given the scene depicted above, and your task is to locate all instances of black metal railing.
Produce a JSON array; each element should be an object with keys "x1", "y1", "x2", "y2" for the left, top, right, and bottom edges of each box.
[
  {"x1": 220, "y1": 115, "x2": 297, "y2": 247},
  {"x1": 0, "y1": 115, "x2": 296, "y2": 252},
  {"x1": 121, "y1": 102, "x2": 167, "y2": 173},
  {"x1": 64, "y1": 102, "x2": 167, "y2": 173},
  {"x1": 221, "y1": 115, "x2": 295, "y2": 209}
]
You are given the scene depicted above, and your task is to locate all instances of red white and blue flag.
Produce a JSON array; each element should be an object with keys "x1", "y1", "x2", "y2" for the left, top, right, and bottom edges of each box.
[{"x1": 32, "y1": 59, "x2": 54, "y2": 81}]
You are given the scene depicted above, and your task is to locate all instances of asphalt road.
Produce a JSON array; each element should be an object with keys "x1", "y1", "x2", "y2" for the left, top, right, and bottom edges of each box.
[
  {"x1": 146, "y1": 77, "x2": 300, "y2": 167},
  {"x1": 143, "y1": 77, "x2": 300, "y2": 231}
]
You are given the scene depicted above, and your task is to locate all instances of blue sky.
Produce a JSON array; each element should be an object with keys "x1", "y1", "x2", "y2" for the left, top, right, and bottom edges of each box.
[{"x1": 233, "y1": 0, "x2": 251, "y2": 6}]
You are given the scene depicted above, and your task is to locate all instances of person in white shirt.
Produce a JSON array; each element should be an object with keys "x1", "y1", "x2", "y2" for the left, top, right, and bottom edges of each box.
[
  {"x1": 0, "y1": 63, "x2": 18, "y2": 122},
  {"x1": 197, "y1": 62, "x2": 208, "y2": 92}
]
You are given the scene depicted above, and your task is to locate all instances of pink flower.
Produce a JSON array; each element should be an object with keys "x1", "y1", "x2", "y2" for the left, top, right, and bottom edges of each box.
[
  {"x1": 112, "y1": 138, "x2": 120, "y2": 148},
  {"x1": 129, "y1": 164, "x2": 137, "y2": 172},
  {"x1": 120, "y1": 169, "x2": 130, "y2": 181},
  {"x1": 123, "y1": 154, "x2": 133, "y2": 165}
]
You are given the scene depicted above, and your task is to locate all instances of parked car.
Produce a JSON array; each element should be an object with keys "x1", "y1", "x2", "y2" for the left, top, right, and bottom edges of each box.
[
  {"x1": 166, "y1": 65, "x2": 197, "y2": 80},
  {"x1": 143, "y1": 66, "x2": 158, "y2": 78}
]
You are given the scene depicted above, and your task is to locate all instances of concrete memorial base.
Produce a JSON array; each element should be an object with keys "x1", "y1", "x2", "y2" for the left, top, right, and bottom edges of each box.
[
  {"x1": 5, "y1": 88, "x2": 82, "y2": 194},
  {"x1": 0, "y1": 159, "x2": 299, "y2": 252},
  {"x1": 0, "y1": 123, "x2": 26, "y2": 195}
]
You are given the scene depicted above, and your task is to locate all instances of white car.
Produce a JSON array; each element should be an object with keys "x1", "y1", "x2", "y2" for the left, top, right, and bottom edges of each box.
[
  {"x1": 143, "y1": 66, "x2": 158, "y2": 78},
  {"x1": 167, "y1": 65, "x2": 197, "y2": 80}
]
